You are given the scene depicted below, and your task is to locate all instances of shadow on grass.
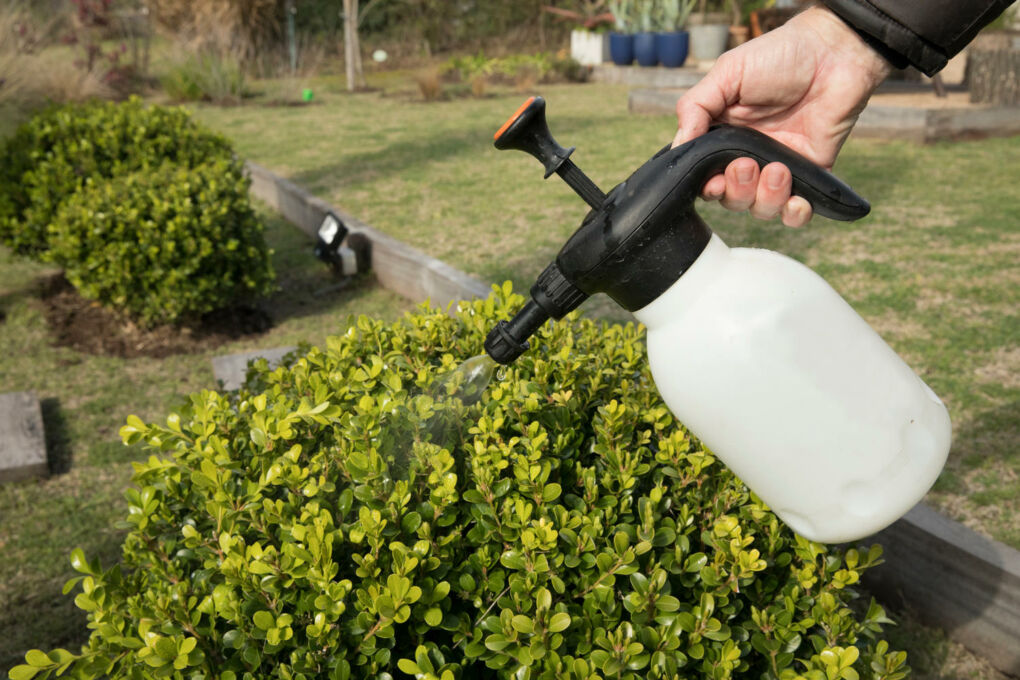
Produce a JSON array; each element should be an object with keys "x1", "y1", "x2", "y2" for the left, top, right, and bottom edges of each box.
[
  {"x1": 40, "y1": 397, "x2": 72, "y2": 476},
  {"x1": 255, "y1": 209, "x2": 410, "y2": 330},
  {"x1": 943, "y1": 399, "x2": 1020, "y2": 546},
  {"x1": 289, "y1": 113, "x2": 616, "y2": 198},
  {"x1": 0, "y1": 529, "x2": 124, "y2": 675}
]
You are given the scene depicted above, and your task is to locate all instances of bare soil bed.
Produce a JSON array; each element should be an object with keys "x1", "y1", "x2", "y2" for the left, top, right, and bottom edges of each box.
[{"x1": 36, "y1": 273, "x2": 271, "y2": 358}]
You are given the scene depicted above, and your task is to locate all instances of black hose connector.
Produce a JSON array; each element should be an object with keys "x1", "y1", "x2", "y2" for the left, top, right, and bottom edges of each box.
[
  {"x1": 484, "y1": 301, "x2": 547, "y2": 365},
  {"x1": 484, "y1": 264, "x2": 588, "y2": 365}
]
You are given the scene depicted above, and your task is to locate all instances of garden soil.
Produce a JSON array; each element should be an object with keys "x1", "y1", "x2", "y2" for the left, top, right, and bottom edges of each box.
[{"x1": 36, "y1": 274, "x2": 271, "y2": 358}]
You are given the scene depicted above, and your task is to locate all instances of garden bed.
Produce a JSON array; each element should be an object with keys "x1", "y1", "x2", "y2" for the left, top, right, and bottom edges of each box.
[{"x1": 38, "y1": 273, "x2": 271, "y2": 359}]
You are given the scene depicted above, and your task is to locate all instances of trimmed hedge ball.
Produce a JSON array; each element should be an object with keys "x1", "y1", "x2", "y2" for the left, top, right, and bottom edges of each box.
[{"x1": 14, "y1": 287, "x2": 908, "y2": 680}]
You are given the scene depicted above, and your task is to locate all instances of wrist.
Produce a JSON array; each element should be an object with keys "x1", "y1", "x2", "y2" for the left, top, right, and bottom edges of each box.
[{"x1": 794, "y1": 5, "x2": 893, "y2": 88}]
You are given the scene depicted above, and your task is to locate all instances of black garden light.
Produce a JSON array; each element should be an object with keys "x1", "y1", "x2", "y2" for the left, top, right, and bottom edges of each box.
[{"x1": 314, "y1": 211, "x2": 370, "y2": 276}]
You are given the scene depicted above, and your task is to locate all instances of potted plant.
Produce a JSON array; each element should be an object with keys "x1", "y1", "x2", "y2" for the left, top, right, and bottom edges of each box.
[
  {"x1": 608, "y1": 0, "x2": 635, "y2": 65},
  {"x1": 689, "y1": 0, "x2": 731, "y2": 61},
  {"x1": 728, "y1": 0, "x2": 750, "y2": 46},
  {"x1": 544, "y1": 1, "x2": 616, "y2": 66},
  {"x1": 633, "y1": 0, "x2": 658, "y2": 66},
  {"x1": 656, "y1": 0, "x2": 696, "y2": 67}
]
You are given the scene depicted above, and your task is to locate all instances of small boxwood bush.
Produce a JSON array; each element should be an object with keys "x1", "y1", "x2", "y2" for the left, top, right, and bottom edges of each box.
[
  {"x1": 46, "y1": 160, "x2": 275, "y2": 327},
  {"x1": 0, "y1": 98, "x2": 236, "y2": 256},
  {"x1": 13, "y1": 287, "x2": 909, "y2": 680}
]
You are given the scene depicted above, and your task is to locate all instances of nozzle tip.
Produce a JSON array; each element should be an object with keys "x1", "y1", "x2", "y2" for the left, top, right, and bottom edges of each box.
[
  {"x1": 484, "y1": 320, "x2": 530, "y2": 365},
  {"x1": 484, "y1": 300, "x2": 550, "y2": 365}
]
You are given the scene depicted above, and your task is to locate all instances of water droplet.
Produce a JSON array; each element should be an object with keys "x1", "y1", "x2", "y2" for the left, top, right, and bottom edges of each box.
[
  {"x1": 430, "y1": 354, "x2": 496, "y2": 406},
  {"x1": 495, "y1": 365, "x2": 508, "y2": 382}
]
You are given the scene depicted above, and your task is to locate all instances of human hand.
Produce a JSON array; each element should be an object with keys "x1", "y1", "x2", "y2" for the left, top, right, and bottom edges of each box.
[{"x1": 673, "y1": 6, "x2": 891, "y2": 227}]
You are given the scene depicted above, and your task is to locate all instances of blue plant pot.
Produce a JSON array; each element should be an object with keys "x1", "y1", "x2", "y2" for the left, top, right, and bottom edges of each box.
[
  {"x1": 634, "y1": 32, "x2": 658, "y2": 66},
  {"x1": 609, "y1": 32, "x2": 634, "y2": 66},
  {"x1": 655, "y1": 31, "x2": 690, "y2": 68}
]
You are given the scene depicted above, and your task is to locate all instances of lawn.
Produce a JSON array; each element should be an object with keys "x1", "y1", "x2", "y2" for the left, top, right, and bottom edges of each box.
[
  {"x1": 195, "y1": 78, "x2": 1019, "y2": 550},
  {"x1": 0, "y1": 210, "x2": 412, "y2": 672}
]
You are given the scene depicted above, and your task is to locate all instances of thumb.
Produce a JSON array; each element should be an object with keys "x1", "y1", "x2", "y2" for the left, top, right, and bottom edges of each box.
[{"x1": 672, "y1": 74, "x2": 729, "y2": 148}]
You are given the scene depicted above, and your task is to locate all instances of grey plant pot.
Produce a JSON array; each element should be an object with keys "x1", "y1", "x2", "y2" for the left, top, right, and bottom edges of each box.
[{"x1": 690, "y1": 23, "x2": 730, "y2": 61}]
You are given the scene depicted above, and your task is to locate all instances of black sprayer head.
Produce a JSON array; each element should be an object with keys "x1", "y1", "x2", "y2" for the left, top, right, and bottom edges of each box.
[{"x1": 485, "y1": 96, "x2": 871, "y2": 366}]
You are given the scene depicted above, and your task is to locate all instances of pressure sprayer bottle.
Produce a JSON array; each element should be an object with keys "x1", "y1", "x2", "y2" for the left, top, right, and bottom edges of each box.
[{"x1": 483, "y1": 96, "x2": 951, "y2": 543}]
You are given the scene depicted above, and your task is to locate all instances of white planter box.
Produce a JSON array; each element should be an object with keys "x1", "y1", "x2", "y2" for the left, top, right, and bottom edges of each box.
[{"x1": 571, "y1": 30, "x2": 610, "y2": 66}]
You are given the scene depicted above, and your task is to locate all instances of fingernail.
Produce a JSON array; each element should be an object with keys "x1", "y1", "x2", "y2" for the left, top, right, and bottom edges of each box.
[
  {"x1": 736, "y1": 165, "x2": 753, "y2": 183},
  {"x1": 766, "y1": 167, "x2": 786, "y2": 190}
]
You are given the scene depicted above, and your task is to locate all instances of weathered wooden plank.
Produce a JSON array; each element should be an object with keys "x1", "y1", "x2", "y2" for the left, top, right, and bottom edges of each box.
[
  {"x1": 0, "y1": 391, "x2": 48, "y2": 483},
  {"x1": 863, "y1": 503, "x2": 1020, "y2": 675}
]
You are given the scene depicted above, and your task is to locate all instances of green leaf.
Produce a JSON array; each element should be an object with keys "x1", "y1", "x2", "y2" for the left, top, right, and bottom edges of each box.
[
  {"x1": 547, "y1": 612, "x2": 571, "y2": 633},
  {"x1": 154, "y1": 636, "x2": 178, "y2": 661},
  {"x1": 24, "y1": 650, "x2": 52, "y2": 667},
  {"x1": 253, "y1": 610, "x2": 275, "y2": 631},
  {"x1": 511, "y1": 615, "x2": 534, "y2": 634},
  {"x1": 656, "y1": 595, "x2": 681, "y2": 612},
  {"x1": 8, "y1": 665, "x2": 40, "y2": 680},
  {"x1": 485, "y1": 634, "x2": 512, "y2": 651},
  {"x1": 69, "y1": 549, "x2": 92, "y2": 575},
  {"x1": 425, "y1": 607, "x2": 443, "y2": 626},
  {"x1": 396, "y1": 658, "x2": 420, "y2": 676},
  {"x1": 542, "y1": 483, "x2": 561, "y2": 503},
  {"x1": 500, "y1": 550, "x2": 526, "y2": 570}
]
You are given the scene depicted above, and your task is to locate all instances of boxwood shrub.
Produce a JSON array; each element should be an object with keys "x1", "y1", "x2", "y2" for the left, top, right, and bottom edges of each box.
[
  {"x1": 12, "y1": 287, "x2": 909, "y2": 680},
  {"x1": 0, "y1": 98, "x2": 236, "y2": 256},
  {"x1": 45, "y1": 160, "x2": 275, "y2": 327}
]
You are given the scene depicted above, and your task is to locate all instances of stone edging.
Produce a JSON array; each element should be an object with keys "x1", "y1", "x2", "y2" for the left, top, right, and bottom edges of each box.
[
  {"x1": 0, "y1": 391, "x2": 47, "y2": 483},
  {"x1": 245, "y1": 161, "x2": 1020, "y2": 676}
]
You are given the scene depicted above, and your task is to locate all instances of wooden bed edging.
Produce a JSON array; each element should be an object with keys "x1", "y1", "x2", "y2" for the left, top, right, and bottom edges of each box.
[
  {"x1": 864, "y1": 503, "x2": 1020, "y2": 675},
  {"x1": 246, "y1": 161, "x2": 491, "y2": 311}
]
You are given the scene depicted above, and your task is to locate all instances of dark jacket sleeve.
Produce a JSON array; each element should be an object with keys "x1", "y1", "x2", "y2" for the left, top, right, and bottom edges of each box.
[{"x1": 819, "y1": 0, "x2": 1014, "y2": 75}]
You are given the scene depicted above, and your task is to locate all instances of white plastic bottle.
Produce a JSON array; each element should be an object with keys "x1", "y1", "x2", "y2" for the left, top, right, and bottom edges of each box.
[{"x1": 633, "y1": 234, "x2": 952, "y2": 543}]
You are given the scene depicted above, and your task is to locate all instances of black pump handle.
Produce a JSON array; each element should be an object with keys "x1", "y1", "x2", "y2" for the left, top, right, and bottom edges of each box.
[
  {"x1": 494, "y1": 96, "x2": 573, "y2": 178},
  {"x1": 667, "y1": 125, "x2": 869, "y2": 221}
]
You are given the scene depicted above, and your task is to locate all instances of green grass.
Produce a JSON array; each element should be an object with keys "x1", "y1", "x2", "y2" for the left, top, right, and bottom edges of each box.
[
  {"x1": 194, "y1": 78, "x2": 1019, "y2": 549},
  {"x1": 0, "y1": 210, "x2": 411, "y2": 672}
]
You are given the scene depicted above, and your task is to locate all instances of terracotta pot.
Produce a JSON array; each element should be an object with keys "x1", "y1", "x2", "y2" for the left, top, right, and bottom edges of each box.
[{"x1": 729, "y1": 24, "x2": 749, "y2": 48}]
